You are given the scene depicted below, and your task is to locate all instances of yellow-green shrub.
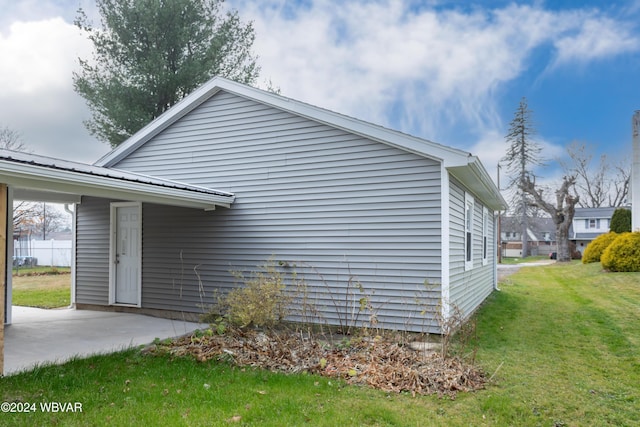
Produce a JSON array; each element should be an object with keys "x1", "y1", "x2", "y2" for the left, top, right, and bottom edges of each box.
[
  {"x1": 601, "y1": 232, "x2": 640, "y2": 272},
  {"x1": 582, "y1": 232, "x2": 618, "y2": 264},
  {"x1": 222, "y1": 260, "x2": 291, "y2": 328}
]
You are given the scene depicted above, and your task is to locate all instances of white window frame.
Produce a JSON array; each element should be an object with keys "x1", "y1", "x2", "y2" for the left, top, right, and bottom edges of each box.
[
  {"x1": 464, "y1": 193, "x2": 474, "y2": 271},
  {"x1": 482, "y1": 206, "x2": 489, "y2": 266}
]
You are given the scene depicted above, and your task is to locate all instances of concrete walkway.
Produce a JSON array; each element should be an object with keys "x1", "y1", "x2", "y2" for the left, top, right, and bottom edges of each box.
[
  {"x1": 3, "y1": 306, "x2": 207, "y2": 376},
  {"x1": 497, "y1": 259, "x2": 556, "y2": 281}
]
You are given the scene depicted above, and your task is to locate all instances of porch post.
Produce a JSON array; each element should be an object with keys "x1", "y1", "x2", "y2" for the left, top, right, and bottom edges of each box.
[{"x1": 0, "y1": 183, "x2": 7, "y2": 374}]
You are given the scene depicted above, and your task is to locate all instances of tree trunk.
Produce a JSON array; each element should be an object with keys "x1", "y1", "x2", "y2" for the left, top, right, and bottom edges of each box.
[
  {"x1": 520, "y1": 174, "x2": 579, "y2": 263},
  {"x1": 521, "y1": 203, "x2": 529, "y2": 257},
  {"x1": 556, "y1": 219, "x2": 571, "y2": 262}
]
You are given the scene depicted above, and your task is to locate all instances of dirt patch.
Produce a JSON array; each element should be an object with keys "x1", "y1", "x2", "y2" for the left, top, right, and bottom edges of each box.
[
  {"x1": 144, "y1": 328, "x2": 486, "y2": 398},
  {"x1": 498, "y1": 265, "x2": 522, "y2": 282}
]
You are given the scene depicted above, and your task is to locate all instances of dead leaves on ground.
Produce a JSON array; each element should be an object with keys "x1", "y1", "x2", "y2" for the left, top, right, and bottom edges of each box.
[{"x1": 144, "y1": 329, "x2": 485, "y2": 398}]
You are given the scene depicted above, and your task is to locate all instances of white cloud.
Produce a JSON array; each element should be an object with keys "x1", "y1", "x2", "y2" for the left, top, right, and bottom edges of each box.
[
  {"x1": 239, "y1": 0, "x2": 640, "y2": 154},
  {"x1": 553, "y1": 16, "x2": 639, "y2": 65},
  {"x1": 0, "y1": 18, "x2": 108, "y2": 162},
  {"x1": 0, "y1": 0, "x2": 638, "y2": 166},
  {"x1": 0, "y1": 18, "x2": 91, "y2": 94}
]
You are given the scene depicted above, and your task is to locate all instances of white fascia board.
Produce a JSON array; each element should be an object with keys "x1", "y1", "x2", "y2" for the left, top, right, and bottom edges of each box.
[
  {"x1": 96, "y1": 77, "x2": 474, "y2": 168},
  {"x1": 448, "y1": 157, "x2": 508, "y2": 211},
  {"x1": 13, "y1": 188, "x2": 82, "y2": 204},
  {"x1": 0, "y1": 161, "x2": 233, "y2": 210}
]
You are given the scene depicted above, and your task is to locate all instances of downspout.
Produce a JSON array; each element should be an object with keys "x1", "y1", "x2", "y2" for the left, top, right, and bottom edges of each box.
[{"x1": 64, "y1": 204, "x2": 76, "y2": 308}]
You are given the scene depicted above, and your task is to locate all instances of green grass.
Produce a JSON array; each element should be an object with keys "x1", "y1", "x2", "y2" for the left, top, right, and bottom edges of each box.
[
  {"x1": 11, "y1": 273, "x2": 70, "y2": 308},
  {"x1": 1, "y1": 262, "x2": 638, "y2": 426},
  {"x1": 473, "y1": 262, "x2": 640, "y2": 426}
]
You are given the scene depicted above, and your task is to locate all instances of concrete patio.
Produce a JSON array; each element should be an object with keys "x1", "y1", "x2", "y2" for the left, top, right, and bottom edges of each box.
[{"x1": 3, "y1": 306, "x2": 207, "y2": 376}]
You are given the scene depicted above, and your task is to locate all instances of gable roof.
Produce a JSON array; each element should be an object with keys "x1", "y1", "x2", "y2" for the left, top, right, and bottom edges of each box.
[
  {"x1": 0, "y1": 149, "x2": 234, "y2": 210},
  {"x1": 500, "y1": 216, "x2": 557, "y2": 241},
  {"x1": 96, "y1": 76, "x2": 507, "y2": 211},
  {"x1": 572, "y1": 207, "x2": 621, "y2": 219}
]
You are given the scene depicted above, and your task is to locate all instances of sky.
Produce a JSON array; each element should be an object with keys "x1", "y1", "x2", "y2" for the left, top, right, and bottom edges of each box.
[{"x1": 1, "y1": 0, "x2": 639, "y2": 187}]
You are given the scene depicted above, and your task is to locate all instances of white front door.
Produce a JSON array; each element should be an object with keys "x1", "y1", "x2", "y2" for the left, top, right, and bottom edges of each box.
[{"x1": 112, "y1": 204, "x2": 141, "y2": 306}]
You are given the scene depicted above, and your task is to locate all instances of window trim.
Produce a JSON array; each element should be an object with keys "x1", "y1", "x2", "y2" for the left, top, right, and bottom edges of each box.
[
  {"x1": 482, "y1": 206, "x2": 489, "y2": 266},
  {"x1": 464, "y1": 192, "x2": 474, "y2": 271}
]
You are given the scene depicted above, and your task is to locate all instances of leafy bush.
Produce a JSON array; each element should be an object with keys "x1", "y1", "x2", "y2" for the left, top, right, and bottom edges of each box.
[
  {"x1": 601, "y1": 232, "x2": 640, "y2": 272},
  {"x1": 609, "y1": 208, "x2": 632, "y2": 233},
  {"x1": 582, "y1": 232, "x2": 618, "y2": 264}
]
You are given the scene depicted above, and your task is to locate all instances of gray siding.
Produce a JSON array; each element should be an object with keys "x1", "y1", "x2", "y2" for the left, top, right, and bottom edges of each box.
[
  {"x1": 448, "y1": 177, "x2": 495, "y2": 318},
  {"x1": 107, "y1": 90, "x2": 443, "y2": 332},
  {"x1": 75, "y1": 196, "x2": 112, "y2": 305}
]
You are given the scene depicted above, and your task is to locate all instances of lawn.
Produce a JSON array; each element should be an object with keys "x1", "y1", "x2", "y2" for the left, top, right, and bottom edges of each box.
[
  {"x1": 1, "y1": 262, "x2": 638, "y2": 426},
  {"x1": 11, "y1": 271, "x2": 71, "y2": 309}
]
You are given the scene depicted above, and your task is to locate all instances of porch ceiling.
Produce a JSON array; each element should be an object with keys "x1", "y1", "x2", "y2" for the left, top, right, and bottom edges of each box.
[{"x1": 0, "y1": 150, "x2": 234, "y2": 210}]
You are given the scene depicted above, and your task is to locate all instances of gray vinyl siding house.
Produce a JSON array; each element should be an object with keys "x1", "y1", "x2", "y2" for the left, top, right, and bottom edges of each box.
[{"x1": 74, "y1": 77, "x2": 506, "y2": 333}]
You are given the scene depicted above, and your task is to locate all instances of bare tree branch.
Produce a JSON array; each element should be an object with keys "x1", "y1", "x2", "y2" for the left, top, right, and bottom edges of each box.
[
  {"x1": 520, "y1": 174, "x2": 579, "y2": 262},
  {"x1": 0, "y1": 125, "x2": 29, "y2": 152},
  {"x1": 563, "y1": 141, "x2": 629, "y2": 207},
  {"x1": 609, "y1": 160, "x2": 631, "y2": 207}
]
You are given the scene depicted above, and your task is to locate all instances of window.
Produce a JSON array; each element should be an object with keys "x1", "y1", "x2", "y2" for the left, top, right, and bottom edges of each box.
[
  {"x1": 465, "y1": 193, "x2": 474, "y2": 270},
  {"x1": 589, "y1": 219, "x2": 597, "y2": 229},
  {"x1": 482, "y1": 207, "x2": 489, "y2": 266}
]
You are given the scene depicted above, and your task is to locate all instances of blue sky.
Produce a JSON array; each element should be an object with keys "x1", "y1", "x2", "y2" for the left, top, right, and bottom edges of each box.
[{"x1": 0, "y1": 0, "x2": 639, "y2": 185}]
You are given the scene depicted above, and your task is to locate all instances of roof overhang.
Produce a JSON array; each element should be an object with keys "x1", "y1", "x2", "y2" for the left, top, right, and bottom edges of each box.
[
  {"x1": 0, "y1": 151, "x2": 234, "y2": 210},
  {"x1": 448, "y1": 156, "x2": 508, "y2": 211}
]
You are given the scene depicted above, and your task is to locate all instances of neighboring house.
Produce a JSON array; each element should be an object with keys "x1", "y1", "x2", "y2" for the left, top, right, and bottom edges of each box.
[
  {"x1": 569, "y1": 207, "x2": 621, "y2": 254},
  {"x1": 499, "y1": 216, "x2": 556, "y2": 257},
  {"x1": 1, "y1": 77, "x2": 506, "y2": 335}
]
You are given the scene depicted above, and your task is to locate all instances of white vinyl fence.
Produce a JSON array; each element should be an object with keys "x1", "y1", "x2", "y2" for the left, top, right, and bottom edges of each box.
[{"x1": 13, "y1": 239, "x2": 72, "y2": 267}]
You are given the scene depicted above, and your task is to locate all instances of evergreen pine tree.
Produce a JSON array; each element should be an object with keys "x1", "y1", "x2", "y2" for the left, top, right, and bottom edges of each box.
[
  {"x1": 502, "y1": 97, "x2": 544, "y2": 257},
  {"x1": 610, "y1": 208, "x2": 632, "y2": 233}
]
